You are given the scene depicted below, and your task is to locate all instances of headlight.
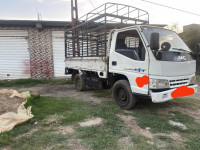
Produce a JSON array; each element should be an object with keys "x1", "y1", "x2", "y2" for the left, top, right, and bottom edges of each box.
[
  {"x1": 149, "y1": 79, "x2": 169, "y2": 89},
  {"x1": 190, "y1": 76, "x2": 196, "y2": 84}
]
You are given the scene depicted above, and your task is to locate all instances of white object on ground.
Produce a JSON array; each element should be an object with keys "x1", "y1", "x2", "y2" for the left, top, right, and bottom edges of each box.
[
  {"x1": 10, "y1": 90, "x2": 31, "y2": 98},
  {"x1": 34, "y1": 122, "x2": 38, "y2": 125},
  {"x1": 0, "y1": 89, "x2": 33, "y2": 133},
  {"x1": 146, "y1": 127, "x2": 151, "y2": 130},
  {"x1": 169, "y1": 120, "x2": 187, "y2": 130},
  {"x1": 79, "y1": 118, "x2": 103, "y2": 127},
  {"x1": 0, "y1": 89, "x2": 30, "y2": 99}
]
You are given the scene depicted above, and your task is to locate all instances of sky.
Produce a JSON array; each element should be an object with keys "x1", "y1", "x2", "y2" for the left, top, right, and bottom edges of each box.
[{"x1": 0, "y1": 0, "x2": 200, "y2": 30}]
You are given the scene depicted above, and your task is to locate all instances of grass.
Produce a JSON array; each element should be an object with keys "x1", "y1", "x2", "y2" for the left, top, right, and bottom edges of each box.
[
  {"x1": 12, "y1": 129, "x2": 69, "y2": 150},
  {"x1": 0, "y1": 96, "x2": 125, "y2": 150},
  {"x1": 171, "y1": 98, "x2": 200, "y2": 109},
  {"x1": 0, "y1": 92, "x2": 200, "y2": 149},
  {"x1": 127, "y1": 99, "x2": 200, "y2": 150},
  {"x1": 0, "y1": 78, "x2": 74, "y2": 87},
  {"x1": 76, "y1": 101, "x2": 128, "y2": 150}
]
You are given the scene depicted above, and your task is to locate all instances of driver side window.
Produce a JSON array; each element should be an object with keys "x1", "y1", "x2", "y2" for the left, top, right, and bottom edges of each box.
[{"x1": 115, "y1": 30, "x2": 146, "y2": 61}]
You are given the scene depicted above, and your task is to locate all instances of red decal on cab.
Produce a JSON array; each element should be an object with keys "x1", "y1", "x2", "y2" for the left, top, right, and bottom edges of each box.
[
  {"x1": 136, "y1": 75, "x2": 149, "y2": 88},
  {"x1": 171, "y1": 85, "x2": 194, "y2": 98}
]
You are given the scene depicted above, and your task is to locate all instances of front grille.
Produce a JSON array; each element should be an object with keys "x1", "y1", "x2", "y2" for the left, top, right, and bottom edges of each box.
[{"x1": 169, "y1": 78, "x2": 189, "y2": 88}]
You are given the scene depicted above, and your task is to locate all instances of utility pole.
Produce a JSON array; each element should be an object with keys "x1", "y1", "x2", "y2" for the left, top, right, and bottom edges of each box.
[
  {"x1": 71, "y1": 0, "x2": 78, "y2": 28},
  {"x1": 71, "y1": 0, "x2": 80, "y2": 56}
]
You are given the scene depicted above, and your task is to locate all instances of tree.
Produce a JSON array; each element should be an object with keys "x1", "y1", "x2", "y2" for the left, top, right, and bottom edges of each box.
[
  {"x1": 167, "y1": 23, "x2": 182, "y2": 33},
  {"x1": 179, "y1": 27, "x2": 200, "y2": 53},
  {"x1": 179, "y1": 24, "x2": 200, "y2": 73}
]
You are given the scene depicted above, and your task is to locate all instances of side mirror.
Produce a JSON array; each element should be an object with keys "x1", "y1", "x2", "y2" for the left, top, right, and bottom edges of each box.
[{"x1": 150, "y1": 32, "x2": 160, "y2": 50}]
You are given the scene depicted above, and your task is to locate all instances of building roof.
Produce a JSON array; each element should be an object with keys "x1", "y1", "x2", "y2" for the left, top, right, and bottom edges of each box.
[
  {"x1": 0, "y1": 20, "x2": 167, "y2": 28},
  {"x1": 0, "y1": 20, "x2": 72, "y2": 28}
]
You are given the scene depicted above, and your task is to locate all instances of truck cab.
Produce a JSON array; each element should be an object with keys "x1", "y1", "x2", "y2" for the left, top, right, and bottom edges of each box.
[{"x1": 109, "y1": 25, "x2": 197, "y2": 108}]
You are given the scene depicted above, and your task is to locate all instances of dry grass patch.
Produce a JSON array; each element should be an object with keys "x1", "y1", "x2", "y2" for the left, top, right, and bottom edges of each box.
[
  {"x1": 42, "y1": 114, "x2": 66, "y2": 125},
  {"x1": 68, "y1": 139, "x2": 90, "y2": 150},
  {"x1": 79, "y1": 118, "x2": 103, "y2": 127},
  {"x1": 157, "y1": 106, "x2": 200, "y2": 123},
  {"x1": 15, "y1": 128, "x2": 39, "y2": 140},
  {"x1": 117, "y1": 114, "x2": 153, "y2": 139},
  {"x1": 56, "y1": 125, "x2": 75, "y2": 135},
  {"x1": 118, "y1": 136, "x2": 134, "y2": 150}
]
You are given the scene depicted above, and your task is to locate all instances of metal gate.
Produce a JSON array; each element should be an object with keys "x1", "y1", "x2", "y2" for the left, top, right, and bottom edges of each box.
[
  {"x1": 0, "y1": 30, "x2": 30, "y2": 80},
  {"x1": 52, "y1": 31, "x2": 67, "y2": 77}
]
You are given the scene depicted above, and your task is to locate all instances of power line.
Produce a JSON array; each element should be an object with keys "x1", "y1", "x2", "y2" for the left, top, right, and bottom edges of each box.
[
  {"x1": 88, "y1": 0, "x2": 100, "y2": 15},
  {"x1": 88, "y1": 0, "x2": 96, "y2": 10},
  {"x1": 140, "y1": 0, "x2": 200, "y2": 17}
]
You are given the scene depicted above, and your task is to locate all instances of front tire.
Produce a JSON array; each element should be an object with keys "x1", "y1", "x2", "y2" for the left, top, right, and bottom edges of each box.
[
  {"x1": 74, "y1": 74, "x2": 86, "y2": 91},
  {"x1": 112, "y1": 80, "x2": 136, "y2": 109}
]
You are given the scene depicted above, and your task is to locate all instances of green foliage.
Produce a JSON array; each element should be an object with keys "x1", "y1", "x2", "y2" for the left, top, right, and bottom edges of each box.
[{"x1": 180, "y1": 27, "x2": 200, "y2": 52}]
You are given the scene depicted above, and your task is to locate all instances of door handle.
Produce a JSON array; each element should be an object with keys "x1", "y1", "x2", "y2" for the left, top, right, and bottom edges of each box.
[{"x1": 112, "y1": 61, "x2": 117, "y2": 66}]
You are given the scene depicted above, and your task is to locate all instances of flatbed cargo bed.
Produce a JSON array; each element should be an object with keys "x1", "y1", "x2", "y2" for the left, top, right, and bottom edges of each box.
[{"x1": 65, "y1": 57, "x2": 108, "y2": 77}]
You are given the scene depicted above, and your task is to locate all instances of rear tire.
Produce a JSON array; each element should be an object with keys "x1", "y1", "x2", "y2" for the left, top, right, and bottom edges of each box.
[
  {"x1": 71, "y1": 70, "x2": 78, "y2": 81},
  {"x1": 74, "y1": 74, "x2": 86, "y2": 91},
  {"x1": 71, "y1": 74, "x2": 76, "y2": 81},
  {"x1": 112, "y1": 80, "x2": 136, "y2": 109}
]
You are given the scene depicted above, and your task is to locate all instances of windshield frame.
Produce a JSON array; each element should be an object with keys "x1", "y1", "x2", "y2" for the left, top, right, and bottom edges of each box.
[{"x1": 140, "y1": 26, "x2": 191, "y2": 53}]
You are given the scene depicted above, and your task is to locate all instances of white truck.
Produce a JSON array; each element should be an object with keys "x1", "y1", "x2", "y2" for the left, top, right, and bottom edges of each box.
[{"x1": 65, "y1": 3, "x2": 198, "y2": 109}]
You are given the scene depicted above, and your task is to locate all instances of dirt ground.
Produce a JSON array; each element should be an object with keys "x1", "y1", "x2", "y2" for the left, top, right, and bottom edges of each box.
[
  {"x1": 0, "y1": 81, "x2": 200, "y2": 150},
  {"x1": 0, "y1": 80, "x2": 199, "y2": 101},
  {"x1": 0, "y1": 94, "x2": 25, "y2": 115},
  {"x1": 117, "y1": 114, "x2": 186, "y2": 142},
  {"x1": 0, "y1": 84, "x2": 109, "y2": 116},
  {"x1": 0, "y1": 84, "x2": 112, "y2": 105},
  {"x1": 0, "y1": 80, "x2": 199, "y2": 116}
]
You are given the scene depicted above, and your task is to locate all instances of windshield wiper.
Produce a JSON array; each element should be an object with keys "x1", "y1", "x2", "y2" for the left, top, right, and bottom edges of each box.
[{"x1": 172, "y1": 48, "x2": 190, "y2": 53}]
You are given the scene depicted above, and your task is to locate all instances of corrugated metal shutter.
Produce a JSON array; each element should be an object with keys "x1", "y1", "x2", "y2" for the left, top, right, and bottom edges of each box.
[
  {"x1": 0, "y1": 30, "x2": 30, "y2": 80},
  {"x1": 52, "y1": 31, "x2": 67, "y2": 77}
]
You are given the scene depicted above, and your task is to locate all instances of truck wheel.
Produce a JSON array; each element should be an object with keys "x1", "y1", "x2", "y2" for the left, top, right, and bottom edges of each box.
[
  {"x1": 71, "y1": 73, "x2": 76, "y2": 81},
  {"x1": 71, "y1": 70, "x2": 78, "y2": 81},
  {"x1": 74, "y1": 74, "x2": 86, "y2": 91},
  {"x1": 112, "y1": 80, "x2": 136, "y2": 109}
]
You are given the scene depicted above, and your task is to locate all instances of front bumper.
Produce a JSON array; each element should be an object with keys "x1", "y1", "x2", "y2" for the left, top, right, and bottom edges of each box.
[{"x1": 150, "y1": 85, "x2": 198, "y2": 103}]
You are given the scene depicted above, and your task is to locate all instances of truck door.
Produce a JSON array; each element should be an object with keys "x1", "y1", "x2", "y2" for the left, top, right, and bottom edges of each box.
[{"x1": 109, "y1": 29, "x2": 149, "y2": 95}]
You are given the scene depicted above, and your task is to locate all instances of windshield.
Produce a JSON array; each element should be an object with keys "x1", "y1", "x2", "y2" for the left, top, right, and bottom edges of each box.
[
  {"x1": 141, "y1": 26, "x2": 195, "y2": 62},
  {"x1": 141, "y1": 26, "x2": 191, "y2": 52}
]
